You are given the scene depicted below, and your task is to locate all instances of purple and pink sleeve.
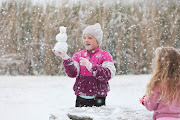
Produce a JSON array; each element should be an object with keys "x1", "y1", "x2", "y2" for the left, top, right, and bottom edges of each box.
[
  {"x1": 91, "y1": 53, "x2": 114, "y2": 82},
  {"x1": 63, "y1": 58, "x2": 78, "y2": 78}
]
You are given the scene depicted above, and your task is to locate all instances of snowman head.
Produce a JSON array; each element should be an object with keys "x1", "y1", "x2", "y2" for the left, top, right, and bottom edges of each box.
[{"x1": 59, "y1": 26, "x2": 66, "y2": 34}]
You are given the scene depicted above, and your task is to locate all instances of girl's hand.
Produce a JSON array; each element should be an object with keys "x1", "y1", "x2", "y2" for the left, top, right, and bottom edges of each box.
[
  {"x1": 53, "y1": 50, "x2": 70, "y2": 60},
  {"x1": 140, "y1": 95, "x2": 146, "y2": 106},
  {"x1": 80, "y1": 57, "x2": 92, "y2": 71}
]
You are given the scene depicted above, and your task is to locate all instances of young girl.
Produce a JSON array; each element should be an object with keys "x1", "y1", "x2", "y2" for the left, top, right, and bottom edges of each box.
[
  {"x1": 53, "y1": 23, "x2": 116, "y2": 107},
  {"x1": 140, "y1": 47, "x2": 180, "y2": 120}
]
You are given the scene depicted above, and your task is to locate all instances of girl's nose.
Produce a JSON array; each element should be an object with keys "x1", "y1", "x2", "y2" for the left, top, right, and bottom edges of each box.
[{"x1": 83, "y1": 38, "x2": 89, "y2": 42}]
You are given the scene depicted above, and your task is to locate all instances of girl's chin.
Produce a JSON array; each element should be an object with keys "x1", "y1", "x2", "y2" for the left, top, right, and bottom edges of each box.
[
  {"x1": 85, "y1": 47, "x2": 93, "y2": 51},
  {"x1": 86, "y1": 48, "x2": 92, "y2": 51}
]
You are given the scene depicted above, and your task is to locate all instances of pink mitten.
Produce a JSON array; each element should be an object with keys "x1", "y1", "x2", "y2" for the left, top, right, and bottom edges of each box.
[
  {"x1": 53, "y1": 50, "x2": 70, "y2": 60},
  {"x1": 140, "y1": 95, "x2": 146, "y2": 106},
  {"x1": 80, "y1": 57, "x2": 92, "y2": 71}
]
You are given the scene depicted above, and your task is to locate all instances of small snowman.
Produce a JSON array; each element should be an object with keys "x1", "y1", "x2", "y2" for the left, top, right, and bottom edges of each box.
[{"x1": 52, "y1": 26, "x2": 68, "y2": 53}]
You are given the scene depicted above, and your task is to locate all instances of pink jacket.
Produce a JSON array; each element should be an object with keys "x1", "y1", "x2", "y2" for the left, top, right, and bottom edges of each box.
[
  {"x1": 144, "y1": 87, "x2": 180, "y2": 120},
  {"x1": 63, "y1": 47, "x2": 116, "y2": 97}
]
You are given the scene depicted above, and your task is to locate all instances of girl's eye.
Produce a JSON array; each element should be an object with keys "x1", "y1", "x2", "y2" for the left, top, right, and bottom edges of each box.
[{"x1": 89, "y1": 37, "x2": 92, "y2": 39}]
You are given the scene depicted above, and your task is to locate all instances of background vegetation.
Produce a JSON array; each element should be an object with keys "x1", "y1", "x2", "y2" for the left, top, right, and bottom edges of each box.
[{"x1": 0, "y1": 0, "x2": 179, "y2": 75}]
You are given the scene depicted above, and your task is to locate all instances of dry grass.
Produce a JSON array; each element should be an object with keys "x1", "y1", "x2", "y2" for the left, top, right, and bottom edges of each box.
[{"x1": 0, "y1": 0, "x2": 179, "y2": 75}]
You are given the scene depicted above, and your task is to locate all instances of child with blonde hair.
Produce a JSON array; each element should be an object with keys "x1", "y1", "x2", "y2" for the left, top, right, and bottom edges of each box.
[{"x1": 140, "y1": 47, "x2": 180, "y2": 120}]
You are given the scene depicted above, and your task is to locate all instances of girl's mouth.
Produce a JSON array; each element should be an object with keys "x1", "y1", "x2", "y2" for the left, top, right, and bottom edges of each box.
[{"x1": 85, "y1": 43, "x2": 91, "y2": 46}]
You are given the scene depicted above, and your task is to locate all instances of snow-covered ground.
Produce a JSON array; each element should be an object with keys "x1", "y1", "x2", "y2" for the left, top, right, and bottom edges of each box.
[{"x1": 0, "y1": 75, "x2": 153, "y2": 120}]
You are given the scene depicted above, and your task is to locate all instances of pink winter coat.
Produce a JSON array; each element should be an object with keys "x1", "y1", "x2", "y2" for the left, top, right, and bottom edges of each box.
[
  {"x1": 63, "y1": 47, "x2": 116, "y2": 97},
  {"x1": 144, "y1": 87, "x2": 180, "y2": 120}
]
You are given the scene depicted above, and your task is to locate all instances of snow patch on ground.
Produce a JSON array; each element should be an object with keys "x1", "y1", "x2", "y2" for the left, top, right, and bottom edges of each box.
[{"x1": 0, "y1": 75, "x2": 153, "y2": 120}]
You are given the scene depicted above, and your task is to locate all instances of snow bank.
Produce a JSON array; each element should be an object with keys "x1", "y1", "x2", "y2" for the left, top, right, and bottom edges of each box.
[{"x1": 52, "y1": 106, "x2": 152, "y2": 120}]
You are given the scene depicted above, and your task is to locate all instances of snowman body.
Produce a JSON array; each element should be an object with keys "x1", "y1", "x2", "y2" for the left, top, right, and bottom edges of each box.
[{"x1": 53, "y1": 26, "x2": 68, "y2": 53}]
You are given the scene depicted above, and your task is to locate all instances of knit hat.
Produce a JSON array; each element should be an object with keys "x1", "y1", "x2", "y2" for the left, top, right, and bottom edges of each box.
[{"x1": 83, "y1": 23, "x2": 103, "y2": 46}]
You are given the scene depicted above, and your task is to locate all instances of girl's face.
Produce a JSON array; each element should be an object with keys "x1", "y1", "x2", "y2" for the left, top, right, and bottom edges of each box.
[{"x1": 83, "y1": 34, "x2": 99, "y2": 52}]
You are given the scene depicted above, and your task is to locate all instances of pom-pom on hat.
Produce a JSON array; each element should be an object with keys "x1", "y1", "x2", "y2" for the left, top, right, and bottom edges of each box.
[{"x1": 83, "y1": 23, "x2": 103, "y2": 46}]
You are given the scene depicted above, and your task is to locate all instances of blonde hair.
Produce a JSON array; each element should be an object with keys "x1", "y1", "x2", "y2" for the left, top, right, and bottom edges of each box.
[{"x1": 146, "y1": 47, "x2": 180, "y2": 103}]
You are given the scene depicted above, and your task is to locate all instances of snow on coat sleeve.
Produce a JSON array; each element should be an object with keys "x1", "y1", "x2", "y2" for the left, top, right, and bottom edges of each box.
[
  {"x1": 144, "y1": 88, "x2": 160, "y2": 111},
  {"x1": 63, "y1": 58, "x2": 78, "y2": 78},
  {"x1": 91, "y1": 53, "x2": 116, "y2": 82}
]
